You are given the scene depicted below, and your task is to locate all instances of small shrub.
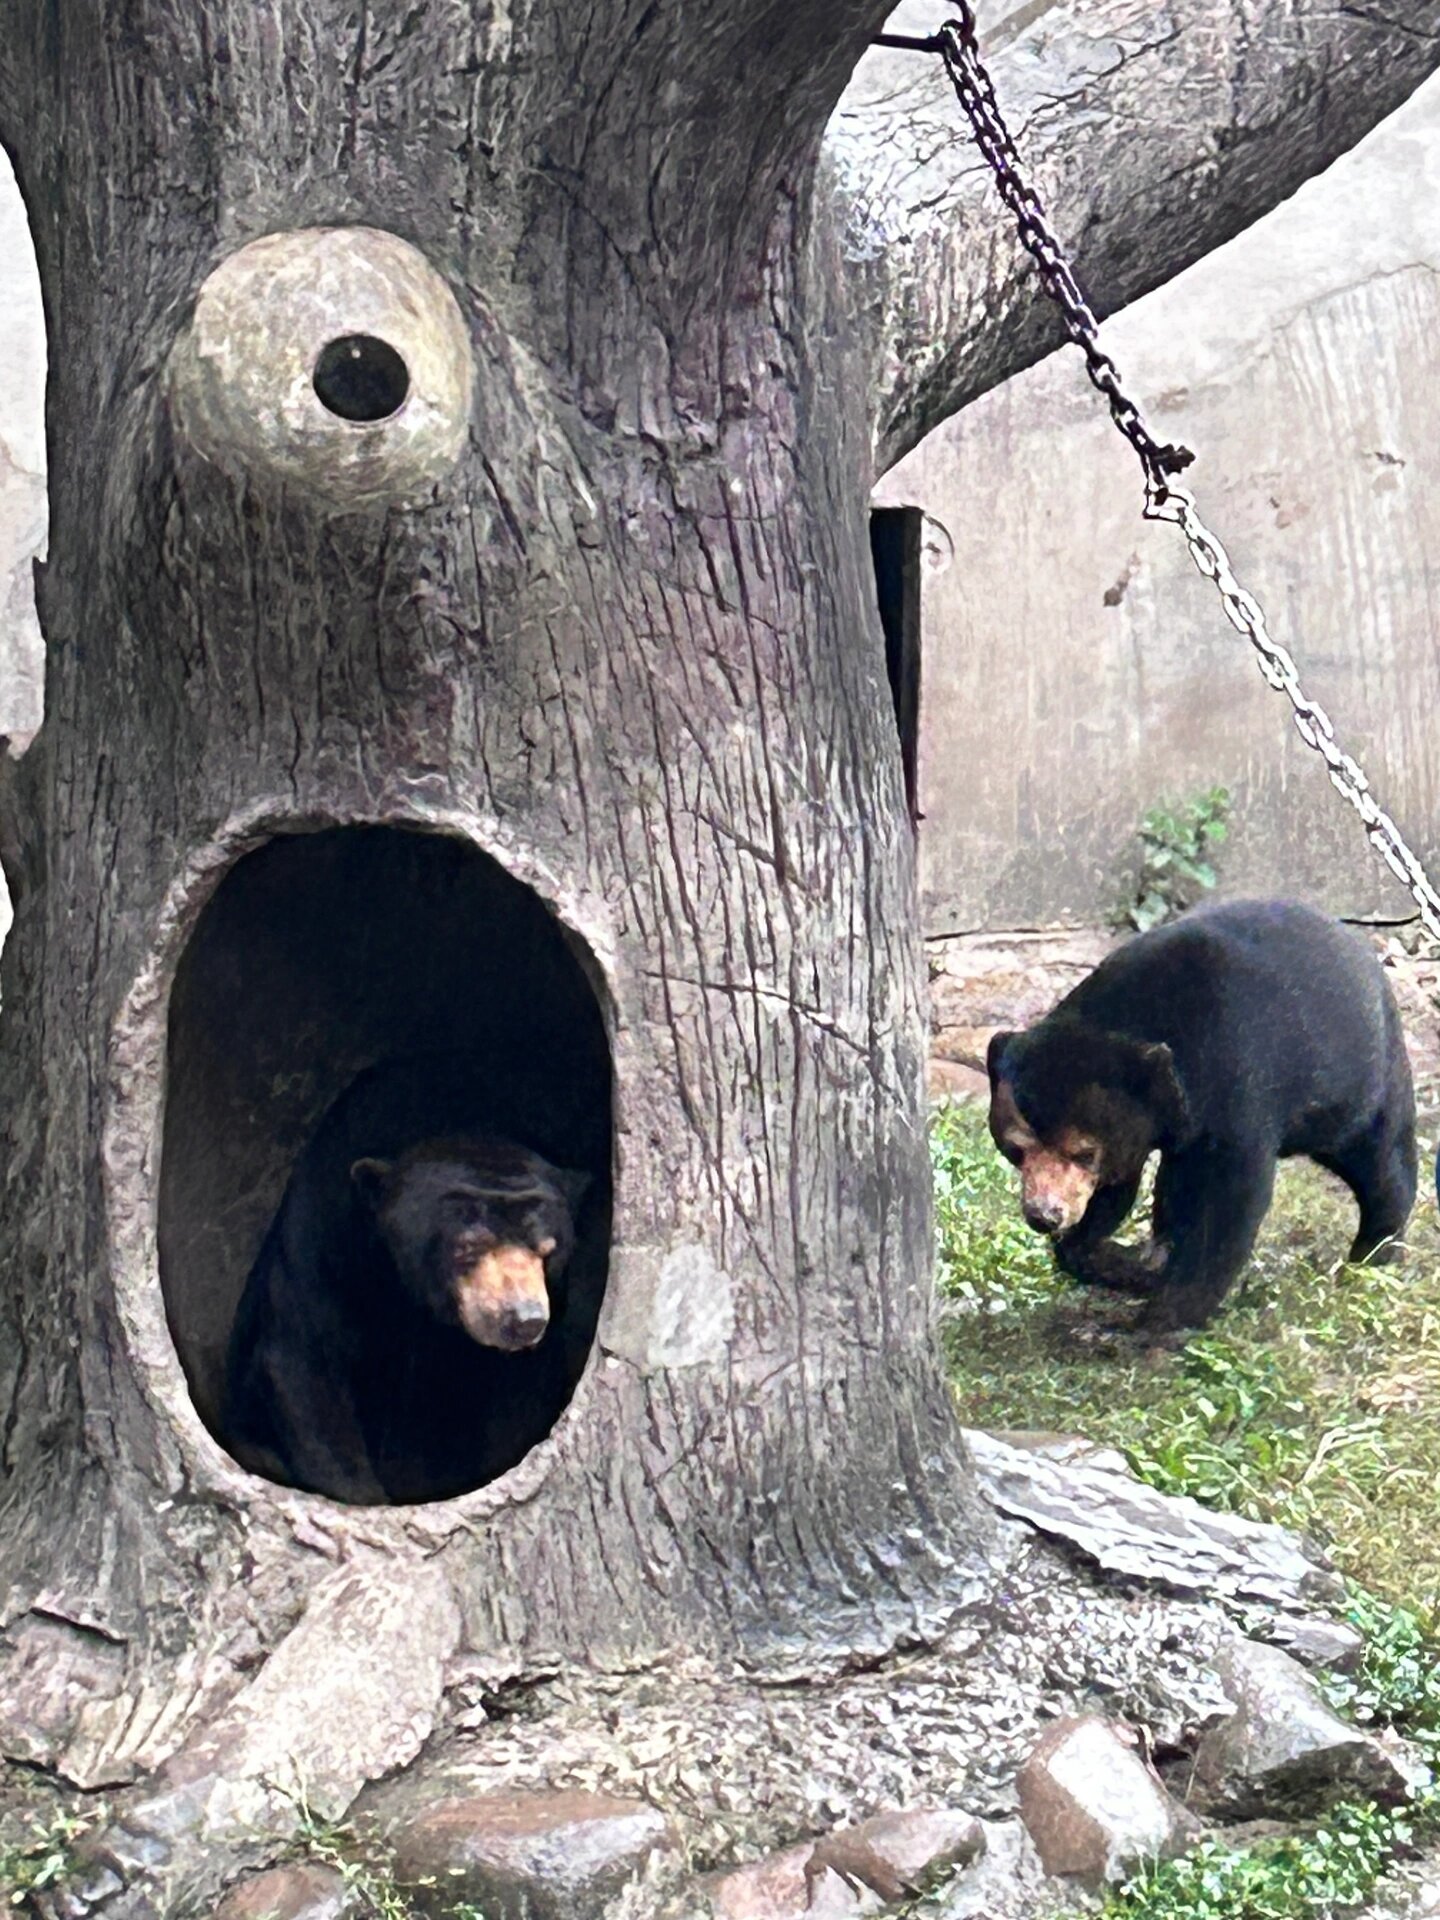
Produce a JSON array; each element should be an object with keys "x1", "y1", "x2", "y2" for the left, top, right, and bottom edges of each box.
[{"x1": 1119, "y1": 786, "x2": 1230, "y2": 933}]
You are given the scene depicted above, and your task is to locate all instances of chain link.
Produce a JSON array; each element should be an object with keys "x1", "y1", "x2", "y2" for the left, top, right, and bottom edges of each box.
[{"x1": 923, "y1": 0, "x2": 1440, "y2": 938}]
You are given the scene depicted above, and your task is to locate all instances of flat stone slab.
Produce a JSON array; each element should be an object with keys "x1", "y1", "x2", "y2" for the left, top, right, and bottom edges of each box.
[
  {"x1": 1017, "y1": 1714, "x2": 1196, "y2": 1886},
  {"x1": 388, "y1": 1788, "x2": 678, "y2": 1919},
  {"x1": 966, "y1": 1428, "x2": 1344, "y2": 1611}
]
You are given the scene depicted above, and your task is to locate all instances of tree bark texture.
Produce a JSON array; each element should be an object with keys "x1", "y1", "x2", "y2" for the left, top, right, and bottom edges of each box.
[
  {"x1": 0, "y1": 0, "x2": 985, "y2": 1871},
  {"x1": 0, "y1": 0, "x2": 1435, "y2": 1907},
  {"x1": 835, "y1": 0, "x2": 1440, "y2": 468}
]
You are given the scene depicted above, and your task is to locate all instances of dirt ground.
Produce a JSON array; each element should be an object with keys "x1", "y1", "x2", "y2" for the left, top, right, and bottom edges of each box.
[{"x1": 925, "y1": 921, "x2": 1440, "y2": 1138}]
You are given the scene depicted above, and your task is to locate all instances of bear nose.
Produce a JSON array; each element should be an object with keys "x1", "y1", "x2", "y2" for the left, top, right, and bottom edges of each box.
[
  {"x1": 1023, "y1": 1196, "x2": 1065, "y2": 1235},
  {"x1": 499, "y1": 1300, "x2": 549, "y2": 1348}
]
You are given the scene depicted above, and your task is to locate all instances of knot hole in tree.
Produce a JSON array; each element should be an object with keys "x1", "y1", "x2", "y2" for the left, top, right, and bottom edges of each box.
[
  {"x1": 157, "y1": 824, "x2": 613, "y2": 1506},
  {"x1": 312, "y1": 334, "x2": 411, "y2": 423}
]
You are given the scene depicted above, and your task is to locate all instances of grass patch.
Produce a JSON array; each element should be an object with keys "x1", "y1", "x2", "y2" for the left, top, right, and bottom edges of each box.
[
  {"x1": 934, "y1": 1096, "x2": 1440, "y2": 1918},
  {"x1": 1102, "y1": 1796, "x2": 1429, "y2": 1920},
  {"x1": 0, "y1": 1799, "x2": 98, "y2": 1909},
  {"x1": 932, "y1": 1099, "x2": 1440, "y2": 1622}
]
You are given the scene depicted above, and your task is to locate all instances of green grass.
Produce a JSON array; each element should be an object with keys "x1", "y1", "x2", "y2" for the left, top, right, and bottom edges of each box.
[
  {"x1": 932, "y1": 1100, "x2": 1440, "y2": 1622},
  {"x1": 0, "y1": 1802, "x2": 97, "y2": 1908},
  {"x1": 933, "y1": 1097, "x2": 1440, "y2": 1919},
  {"x1": 1101, "y1": 1797, "x2": 1426, "y2": 1920}
]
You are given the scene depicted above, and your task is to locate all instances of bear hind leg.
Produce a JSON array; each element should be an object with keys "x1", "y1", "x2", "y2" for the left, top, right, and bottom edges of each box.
[{"x1": 1322, "y1": 1116, "x2": 1417, "y2": 1266}]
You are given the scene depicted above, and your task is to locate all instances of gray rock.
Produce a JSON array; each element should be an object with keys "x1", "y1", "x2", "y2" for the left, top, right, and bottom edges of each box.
[
  {"x1": 987, "y1": 1431, "x2": 1135, "y2": 1478},
  {"x1": 213, "y1": 1864, "x2": 357, "y2": 1920},
  {"x1": 1262, "y1": 1615, "x2": 1366, "y2": 1673},
  {"x1": 1016, "y1": 1714, "x2": 1197, "y2": 1887},
  {"x1": 966, "y1": 1428, "x2": 1344, "y2": 1611},
  {"x1": 931, "y1": 1818, "x2": 1062, "y2": 1920},
  {"x1": 704, "y1": 1842, "x2": 881, "y2": 1917},
  {"x1": 388, "y1": 1788, "x2": 679, "y2": 1919},
  {"x1": 1194, "y1": 1638, "x2": 1423, "y2": 1817},
  {"x1": 808, "y1": 1808, "x2": 985, "y2": 1900}
]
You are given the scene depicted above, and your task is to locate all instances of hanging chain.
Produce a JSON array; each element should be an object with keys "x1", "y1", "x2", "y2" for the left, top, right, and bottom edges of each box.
[{"x1": 883, "y1": 2, "x2": 1440, "y2": 939}]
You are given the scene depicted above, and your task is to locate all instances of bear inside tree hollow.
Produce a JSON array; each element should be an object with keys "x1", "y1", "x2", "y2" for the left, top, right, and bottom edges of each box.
[
  {"x1": 986, "y1": 898, "x2": 1416, "y2": 1331},
  {"x1": 222, "y1": 1056, "x2": 601, "y2": 1505}
]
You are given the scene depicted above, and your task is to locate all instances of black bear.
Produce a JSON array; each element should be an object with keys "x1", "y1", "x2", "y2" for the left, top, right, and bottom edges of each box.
[
  {"x1": 222, "y1": 1059, "x2": 597, "y2": 1505},
  {"x1": 986, "y1": 898, "x2": 1416, "y2": 1331}
]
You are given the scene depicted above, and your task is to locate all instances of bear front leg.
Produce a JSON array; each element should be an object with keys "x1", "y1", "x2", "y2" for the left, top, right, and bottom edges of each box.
[
  {"x1": 1053, "y1": 1175, "x2": 1157, "y2": 1293},
  {"x1": 1141, "y1": 1144, "x2": 1276, "y2": 1332}
]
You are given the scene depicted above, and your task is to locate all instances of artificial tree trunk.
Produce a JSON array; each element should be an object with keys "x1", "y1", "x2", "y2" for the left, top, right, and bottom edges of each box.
[{"x1": 0, "y1": 0, "x2": 1436, "y2": 1909}]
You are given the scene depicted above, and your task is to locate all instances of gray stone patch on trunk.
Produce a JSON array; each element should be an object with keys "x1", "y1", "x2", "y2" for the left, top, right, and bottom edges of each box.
[
  {"x1": 965, "y1": 1428, "x2": 1345, "y2": 1611},
  {"x1": 1193, "y1": 1638, "x2": 1425, "y2": 1817},
  {"x1": 1017, "y1": 1714, "x2": 1198, "y2": 1887},
  {"x1": 808, "y1": 1808, "x2": 985, "y2": 1901},
  {"x1": 212, "y1": 1863, "x2": 357, "y2": 1920},
  {"x1": 387, "y1": 1788, "x2": 680, "y2": 1919}
]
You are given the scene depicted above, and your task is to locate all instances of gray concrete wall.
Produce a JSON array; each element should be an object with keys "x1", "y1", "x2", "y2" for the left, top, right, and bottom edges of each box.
[
  {"x1": 877, "y1": 72, "x2": 1440, "y2": 936},
  {"x1": 0, "y1": 149, "x2": 45, "y2": 749},
  {"x1": 0, "y1": 149, "x2": 45, "y2": 949}
]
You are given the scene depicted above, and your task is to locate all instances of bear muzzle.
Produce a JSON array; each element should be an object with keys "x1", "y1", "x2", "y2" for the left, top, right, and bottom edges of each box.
[
  {"x1": 455, "y1": 1246, "x2": 551, "y2": 1350},
  {"x1": 1020, "y1": 1149, "x2": 1099, "y2": 1236}
]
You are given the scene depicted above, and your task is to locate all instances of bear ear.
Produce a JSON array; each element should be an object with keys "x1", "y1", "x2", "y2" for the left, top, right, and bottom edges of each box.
[
  {"x1": 986, "y1": 1030, "x2": 1017, "y2": 1085},
  {"x1": 1136, "y1": 1042, "x2": 1190, "y2": 1143},
  {"x1": 349, "y1": 1157, "x2": 393, "y2": 1208},
  {"x1": 551, "y1": 1166, "x2": 593, "y2": 1218}
]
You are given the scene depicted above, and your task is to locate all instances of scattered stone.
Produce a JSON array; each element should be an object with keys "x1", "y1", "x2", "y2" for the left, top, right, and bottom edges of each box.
[
  {"x1": 1193, "y1": 1638, "x2": 1423, "y2": 1817},
  {"x1": 808, "y1": 1808, "x2": 984, "y2": 1901},
  {"x1": 213, "y1": 1863, "x2": 357, "y2": 1920},
  {"x1": 930, "y1": 1818, "x2": 1056, "y2": 1919},
  {"x1": 704, "y1": 1842, "x2": 881, "y2": 1917},
  {"x1": 388, "y1": 1788, "x2": 679, "y2": 1920},
  {"x1": 1016, "y1": 1714, "x2": 1197, "y2": 1886},
  {"x1": 966, "y1": 1428, "x2": 1345, "y2": 1611},
  {"x1": 1262, "y1": 1614, "x2": 1366, "y2": 1673}
]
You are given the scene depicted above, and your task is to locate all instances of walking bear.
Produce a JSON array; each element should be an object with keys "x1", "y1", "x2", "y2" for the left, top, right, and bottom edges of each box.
[
  {"x1": 223, "y1": 1059, "x2": 596, "y2": 1505},
  {"x1": 986, "y1": 898, "x2": 1415, "y2": 1331}
]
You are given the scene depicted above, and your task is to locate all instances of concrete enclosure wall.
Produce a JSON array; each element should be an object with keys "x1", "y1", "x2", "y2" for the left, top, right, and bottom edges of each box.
[
  {"x1": 0, "y1": 148, "x2": 45, "y2": 750},
  {"x1": 877, "y1": 72, "x2": 1440, "y2": 936}
]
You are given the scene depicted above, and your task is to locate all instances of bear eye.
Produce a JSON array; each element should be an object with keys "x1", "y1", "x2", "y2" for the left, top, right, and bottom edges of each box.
[
  {"x1": 1070, "y1": 1145, "x2": 1101, "y2": 1172},
  {"x1": 536, "y1": 1236, "x2": 557, "y2": 1259},
  {"x1": 444, "y1": 1192, "x2": 491, "y2": 1227}
]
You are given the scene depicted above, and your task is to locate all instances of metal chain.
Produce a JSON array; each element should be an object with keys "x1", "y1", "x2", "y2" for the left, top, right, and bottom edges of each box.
[{"x1": 898, "y1": 1, "x2": 1440, "y2": 938}]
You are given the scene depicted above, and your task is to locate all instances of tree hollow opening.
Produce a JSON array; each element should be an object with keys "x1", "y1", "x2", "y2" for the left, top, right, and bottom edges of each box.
[
  {"x1": 158, "y1": 824, "x2": 613, "y2": 1504},
  {"x1": 312, "y1": 333, "x2": 411, "y2": 421}
]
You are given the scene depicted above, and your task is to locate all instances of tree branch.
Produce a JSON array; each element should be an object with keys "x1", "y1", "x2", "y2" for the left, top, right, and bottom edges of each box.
[{"x1": 829, "y1": 0, "x2": 1440, "y2": 473}]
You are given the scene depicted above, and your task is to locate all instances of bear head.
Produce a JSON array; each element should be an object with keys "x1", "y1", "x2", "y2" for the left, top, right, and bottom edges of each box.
[
  {"x1": 986, "y1": 1018, "x2": 1188, "y2": 1237},
  {"x1": 350, "y1": 1138, "x2": 589, "y2": 1352}
]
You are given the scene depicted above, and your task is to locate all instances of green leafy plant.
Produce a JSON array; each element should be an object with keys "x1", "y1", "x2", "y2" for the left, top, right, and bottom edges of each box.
[
  {"x1": 1120, "y1": 786, "x2": 1231, "y2": 933},
  {"x1": 282, "y1": 1797, "x2": 432, "y2": 1920},
  {"x1": 1324, "y1": 1590, "x2": 1440, "y2": 1753},
  {"x1": 1100, "y1": 1797, "x2": 1422, "y2": 1920},
  {"x1": 0, "y1": 1807, "x2": 97, "y2": 1908}
]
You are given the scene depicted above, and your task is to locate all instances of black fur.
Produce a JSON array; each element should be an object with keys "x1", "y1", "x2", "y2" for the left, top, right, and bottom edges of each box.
[
  {"x1": 988, "y1": 899, "x2": 1416, "y2": 1330},
  {"x1": 222, "y1": 1060, "x2": 597, "y2": 1505}
]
